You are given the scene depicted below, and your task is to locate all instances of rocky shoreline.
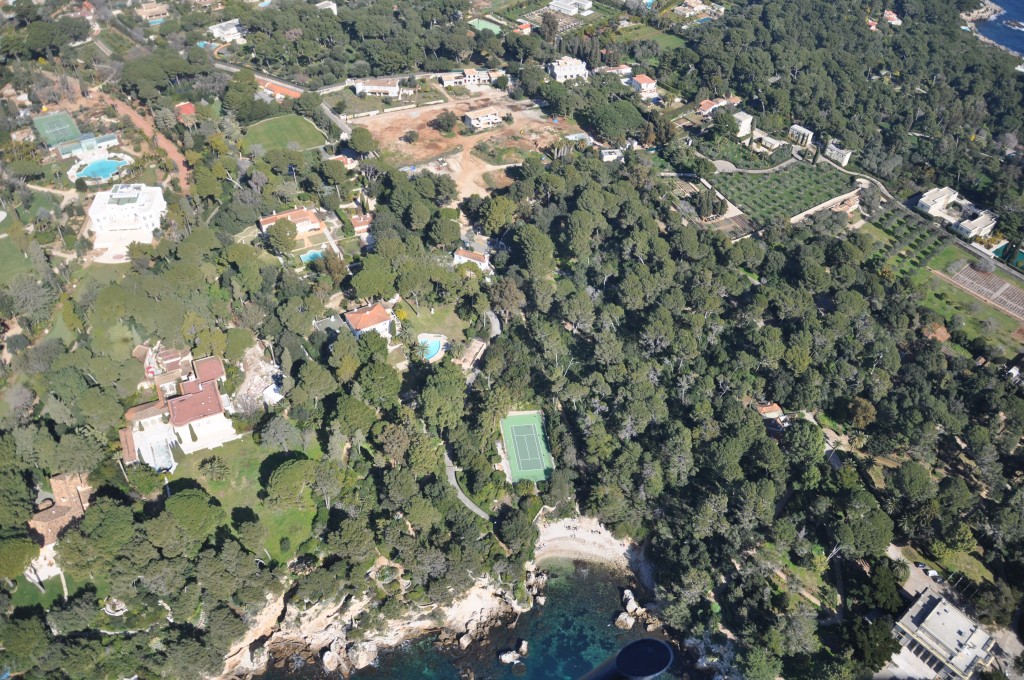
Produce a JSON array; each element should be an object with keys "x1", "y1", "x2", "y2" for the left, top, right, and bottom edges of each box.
[
  {"x1": 960, "y1": 0, "x2": 1023, "y2": 58},
  {"x1": 215, "y1": 517, "x2": 653, "y2": 679}
]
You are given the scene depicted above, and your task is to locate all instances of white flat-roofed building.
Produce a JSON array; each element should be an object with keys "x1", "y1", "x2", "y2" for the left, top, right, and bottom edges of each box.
[
  {"x1": 788, "y1": 124, "x2": 814, "y2": 146},
  {"x1": 918, "y1": 186, "x2": 998, "y2": 240},
  {"x1": 890, "y1": 588, "x2": 996, "y2": 680},
  {"x1": 549, "y1": 0, "x2": 592, "y2": 15},
  {"x1": 464, "y1": 107, "x2": 503, "y2": 131},
  {"x1": 824, "y1": 142, "x2": 853, "y2": 167},
  {"x1": 548, "y1": 56, "x2": 589, "y2": 83},
  {"x1": 733, "y1": 111, "x2": 753, "y2": 138},
  {"x1": 353, "y1": 78, "x2": 403, "y2": 98},
  {"x1": 88, "y1": 184, "x2": 167, "y2": 255},
  {"x1": 208, "y1": 18, "x2": 246, "y2": 44},
  {"x1": 314, "y1": 0, "x2": 336, "y2": 14}
]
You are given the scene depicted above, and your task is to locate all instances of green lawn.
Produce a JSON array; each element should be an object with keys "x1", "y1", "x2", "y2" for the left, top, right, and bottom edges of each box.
[
  {"x1": 244, "y1": 114, "x2": 326, "y2": 152},
  {"x1": 613, "y1": 24, "x2": 687, "y2": 49},
  {"x1": 395, "y1": 301, "x2": 468, "y2": 342},
  {"x1": 10, "y1": 572, "x2": 99, "y2": 610},
  {"x1": 900, "y1": 545, "x2": 993, "y2": 584},
  {"x1": 169, "y1": 435, "x2": 317, "y2": 563},
  {"x1": 0, "y1": 237, "x2": 33, "y2": 286},
  {"x1": 711, "y1": 163, "x2": 854, "y2": 225}
]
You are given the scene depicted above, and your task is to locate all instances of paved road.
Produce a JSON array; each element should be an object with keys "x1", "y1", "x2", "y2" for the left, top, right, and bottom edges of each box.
[{"x1": 442, "y1": 450, "x2": 489, "y2": 520}]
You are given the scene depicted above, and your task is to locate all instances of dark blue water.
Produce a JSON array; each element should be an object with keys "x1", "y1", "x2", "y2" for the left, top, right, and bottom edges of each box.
[
  {"x1": 976, "y1": 0, "x2": 1024, "y2": 56},
  {"x1": 263, "y1": 560, "x2": 693, "y2": 679}
]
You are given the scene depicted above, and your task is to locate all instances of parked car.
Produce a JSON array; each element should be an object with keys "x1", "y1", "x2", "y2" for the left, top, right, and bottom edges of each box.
[
  {"x1": 925, "y1": 569, "x2": 939, "y2": 577},
  {"x1": 932, "y1": 576, "x2": 945, "y2": 584},
  {"x1": 915, "y1": 562, "x2": 927, "y2": 569}
]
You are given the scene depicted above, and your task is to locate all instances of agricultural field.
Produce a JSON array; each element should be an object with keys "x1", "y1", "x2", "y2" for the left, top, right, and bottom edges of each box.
[
  {"x1": 243, "y1": 114, "x2": 326, "y2": 152},
  {"x1": 858, "y1": 206, "x2": 1024, "y2": 355},
  {"x1": 711, "y1": 163, "x2": 854, "y2": 225}
]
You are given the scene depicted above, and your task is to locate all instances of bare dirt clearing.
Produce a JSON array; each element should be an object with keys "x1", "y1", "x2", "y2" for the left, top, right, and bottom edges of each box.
[{"x1": 355, "y1": 90, "x2": 581, "y2": 197}]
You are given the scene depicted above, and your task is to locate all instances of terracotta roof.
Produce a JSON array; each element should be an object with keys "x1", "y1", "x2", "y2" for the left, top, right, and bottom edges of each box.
[
  {"x1": 132, "y1": 344, "x2": 150, "y2": 362},
  {"x1": 344, "y1": 303, "x2": 392, "y2": 331},
  {"x1": 28, "y1": 473, "x2": 93, "y2": 545},
  {"x1": 124, "y1": 400, "x2": 166, "y2": 422},
  {"x1": 455, "y1": 248, "x2": 487, "y2": 264},
  {"x1": 756, "y1": 402, "x2": 784, "y2": 416},
  {"x1": 175, "y1": 102, "x2": 196, "y2": 117},
  {"x1": 167, "y1": 381, "x2": 224, "y2": 427},
  {"x1": 255, "y1": 78, "x2": 302, "y2": 99},
  {"x1": 924, "y1": 323, "x2": 951, "y2": 343},
  {"x1": 258, "y1": 207, "x2": 323, "y2": 231},
  {"x1": 119, "y1": 427, "x2": 139, "y2": 464},
  {"x1": 192, "y1": 356, "x2": 225, "y2": 383},
  {"x1": 632, "y1": 74, "x2": 656, "y2": 85},
  {"x1": 697, "y1": 99, "x2": 717, "y2": 113}
]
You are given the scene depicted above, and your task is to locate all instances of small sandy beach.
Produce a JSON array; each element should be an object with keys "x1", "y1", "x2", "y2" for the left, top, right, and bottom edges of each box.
[{"x1": 532, "y1": 516, "x2": 634, "y2": 571}]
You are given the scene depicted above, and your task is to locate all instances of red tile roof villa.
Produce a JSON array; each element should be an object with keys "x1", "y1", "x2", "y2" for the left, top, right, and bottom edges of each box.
[{"x1": 344, "y1": 303, "x2": 391, "y2": 331}]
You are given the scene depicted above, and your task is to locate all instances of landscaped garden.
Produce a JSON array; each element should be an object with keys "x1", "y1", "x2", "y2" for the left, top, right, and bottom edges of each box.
[
  {"x1": 711, "y1": 163, "x2": 854, "y2": 225},
  {"x1": 243, "y1": 114, "x2": 326, "y2": 152}
]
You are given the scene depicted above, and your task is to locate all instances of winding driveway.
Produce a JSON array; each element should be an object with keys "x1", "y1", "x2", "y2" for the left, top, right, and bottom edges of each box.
[
  {"x1": 442, "y1": 450, "x2": 490, "y2": 520},
  {"x1": 91, "y1": 90, "x2": 191, "y2": 195}
]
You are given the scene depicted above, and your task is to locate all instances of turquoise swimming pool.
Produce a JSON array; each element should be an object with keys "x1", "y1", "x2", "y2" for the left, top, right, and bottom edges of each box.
[
  {"x1": 79, "y1": 158, "x2": 129, "y2": 180},
  {"x1": 300, "y1": 250, "x2": 323, "y2": 263},
  {"x1": 420, "y1": 338, "x2": 442, "y2": 360}
]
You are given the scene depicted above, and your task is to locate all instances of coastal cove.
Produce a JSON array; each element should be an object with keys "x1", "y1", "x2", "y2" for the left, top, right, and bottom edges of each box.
[{"x1": 246, "y1": 518, "x2": 684, "y2": 680}]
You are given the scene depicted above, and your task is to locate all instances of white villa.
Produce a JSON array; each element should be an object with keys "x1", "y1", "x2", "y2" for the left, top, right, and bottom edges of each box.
[
  {"x1": 733, "y1": 111, "x2": 754, "y2": 138},
  {"x1": 88, "y1": 184, "x2": 167, "y2": 256},
  {"x1": 549, "y1": 0, "x2": 593, "y2": 15},
  {"x1": 208, "y1": 18, "x2": 246, "y2": 44},
  {"x1": 627, "y1": 74, "x2": 658, "y2": 99},
  {"x1": 548, "y1": 56, "x2": 589, "y2": 83},
  {"x1": 453, "y1": 247, "x2": 492, "y2": 273},
  {"x1": 918, "y1": 187, "x2": 998, "y2": 240},
  {"x1": 352, "y1": 78, "x2": 404, "y2": 98},
  {"x1": 463, "y1": 107, "x2": 504, "y2": 131}
]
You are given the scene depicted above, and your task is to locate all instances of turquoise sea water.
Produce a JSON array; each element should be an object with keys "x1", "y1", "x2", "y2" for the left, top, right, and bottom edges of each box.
[{"x1": 261, "y1": 560, "x2": 688, "y2": 679}]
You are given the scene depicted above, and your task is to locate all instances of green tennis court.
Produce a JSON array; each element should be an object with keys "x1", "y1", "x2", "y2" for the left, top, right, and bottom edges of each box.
[
  {"x1": 501, "y1": 412, "x2": 553, "y2": 483},
  {"x1": 33, "y1": 111, "x2": 81, "y2": 146}
]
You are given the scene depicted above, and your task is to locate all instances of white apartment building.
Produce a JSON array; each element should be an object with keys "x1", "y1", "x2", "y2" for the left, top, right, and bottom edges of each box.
[
  {"x1": 548, "y1": 56, "x2": 589, "y2": 83},
  {"x1": 88, "y1": 184, "x2": 167, "y2": 255}
]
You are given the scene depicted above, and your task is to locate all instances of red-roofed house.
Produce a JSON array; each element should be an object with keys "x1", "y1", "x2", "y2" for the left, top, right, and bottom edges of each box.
[
  {"x1": 453, "y1": 248, "x2": 492, "y2": 273},
  {"x1": 513, "y1": 22, "x2": 532, "y2": 34},
  {"x1": 174, "y1": 101, "x2": 196, "y2": 123},
  {"x1": 628, "y1": 74, "x2": 657, "y2": 98},
  {"x1": 255, "y1": 78, "x2": 302, "y2": 101},
  {"x1": 259, "y1": 207, "x2": 324, "y2": 234},
  {"x1": 120, "y1": 355, "x2": 237, "y2": 470},
  {"x1": 344, "y1": 303, "x2": 396, "y2": 341},
  {"x1": 350, "y1": 213, "x2": 373, "y2": 235},
  {"x1": 28, "y1": 473, "x2": 93, "y2": 546}
]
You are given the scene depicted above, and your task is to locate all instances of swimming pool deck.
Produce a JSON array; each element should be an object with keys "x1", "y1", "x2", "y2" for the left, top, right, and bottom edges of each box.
[{"x1": 417, "y1": 332, "x2": 447, "y2": 363}]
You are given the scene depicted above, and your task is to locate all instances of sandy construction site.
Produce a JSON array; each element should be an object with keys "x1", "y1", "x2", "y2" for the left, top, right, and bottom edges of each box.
[{"x1": 353, "y1": 88, "x2": 582, "y2": 197}]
